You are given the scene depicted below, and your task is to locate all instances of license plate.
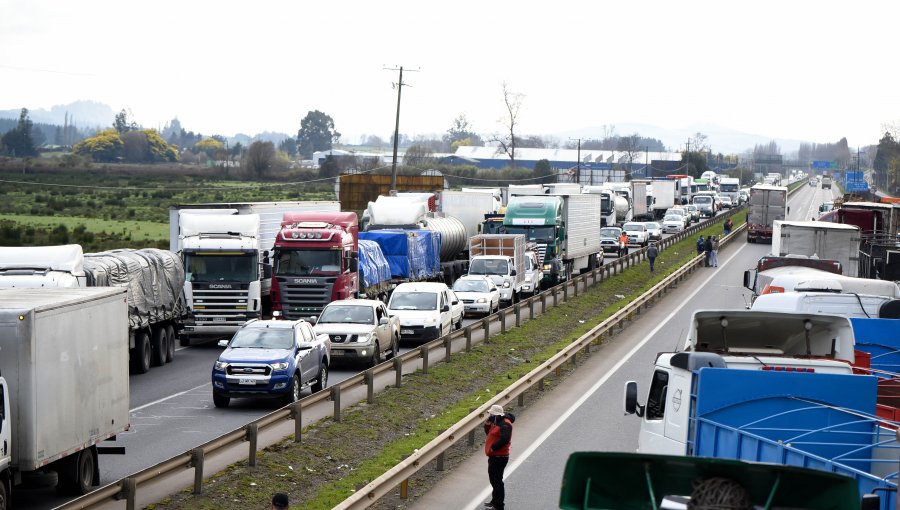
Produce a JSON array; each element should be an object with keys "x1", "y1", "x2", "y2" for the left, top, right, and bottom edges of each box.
[
  {"x1": 213, "y1": 317, "x2": 226, "y2": 322},
  {"x1": 331, "y1": 349, "x2": 344, "y2": 356},
  {"x1": 401, "y1": 329, "x2": 414, "y2": 335},
  {"x1": 238, "y1": 378, "x2": 255, "y2": 385}
]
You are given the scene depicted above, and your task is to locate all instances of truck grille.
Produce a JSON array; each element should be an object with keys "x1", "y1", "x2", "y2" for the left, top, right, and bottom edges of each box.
[
  {"x1": 277, "y1": 276, "x2": 336, "y2": 319},
  {"x1": 330, "y1": 334, "x2": 356, "y2": 343},
  {"x1": 226, "y1": 364, "x2": 271, "y2": 376},
  {"x1": 192, "y1": 285, "x2": 251, "y2": 327},
  {"x1": 535, "y1": 244, "x2": 548, "y2": 265}
]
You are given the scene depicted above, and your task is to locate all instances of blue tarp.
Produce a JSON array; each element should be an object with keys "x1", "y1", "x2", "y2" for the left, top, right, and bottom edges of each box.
[
  {"x1": 359, "y1": 230, "x2": 440, "y2": 280},
  {"x1": 357, "y1": 239, "x2": 391, "y2": 292},
  {"x1": 851, "y1": 317, "x2": 900, "y2": 375}
]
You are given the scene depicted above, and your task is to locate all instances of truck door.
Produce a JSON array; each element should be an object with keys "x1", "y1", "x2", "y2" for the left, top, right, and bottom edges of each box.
[{"x1": 637, "y1": 368, "x2": 684, "y2": 455}]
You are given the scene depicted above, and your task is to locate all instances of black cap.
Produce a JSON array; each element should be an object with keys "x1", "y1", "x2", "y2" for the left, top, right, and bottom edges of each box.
[{"x1": 272, "y1": 492, "x2": 289, "y2": 508}]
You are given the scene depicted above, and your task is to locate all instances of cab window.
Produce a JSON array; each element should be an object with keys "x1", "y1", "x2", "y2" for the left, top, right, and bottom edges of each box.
[{"x1": 646, "y1": 370, "x2": 669, "y2": 420}]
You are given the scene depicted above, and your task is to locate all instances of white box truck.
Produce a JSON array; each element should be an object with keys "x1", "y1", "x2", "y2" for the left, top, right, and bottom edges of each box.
[
  {"x1": 771, "y1": 220, "x2": 861, "y2": 277},
  {"x1": 0, "y1": 287, "x2": 130, "y2": 498},
  {"x1": 169, "y1": 201, "x2": 339, "y2": 343},
  {"x1": 468, "y1": 234, "x2": 526, "y2": 304},
  {"x1": 649, "y1": 180, "x2": 677, "y2": 219},
  {"x1": 747, "y1": 184, "x2": 787, "y2": 243}
]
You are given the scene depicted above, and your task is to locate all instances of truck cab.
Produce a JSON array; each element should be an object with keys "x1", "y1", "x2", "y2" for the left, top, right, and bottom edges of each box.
[
  {"x1": 503, "y1": 196, "x2": 564, "y2": 282},
  {"x1": 624, "y1": 310, "x2": 856, "y2": 455},
  {"x1": 271, "y1": 212, "x2": 359, "y2": 320},
  {"x1": 0, "y1": 244, "x2": 86, "y2": 288}
]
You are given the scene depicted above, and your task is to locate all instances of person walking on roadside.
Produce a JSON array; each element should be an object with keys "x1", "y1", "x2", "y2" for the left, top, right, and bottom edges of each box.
[
  {"x1": 271, "y1": 492, "x2": 290, "y2": 510},
  {"x1": 710, "y1": 235, "x2": 720, "y2": 267},
  {"x1": 696, "y1": 235, "x2": 705, "y2": 257},
  {"x1": 484, "y1": 404, "x2": 515, "y2": 510},
  {"x1": 704, "y1": 236, "x2": 713, "y2": 267},
  {"x1": 646, "y1": 242, "x2": 659, "y2": 272},
  {"x1": 548, "y1": 254, "x2": 561, "y2": 287}
]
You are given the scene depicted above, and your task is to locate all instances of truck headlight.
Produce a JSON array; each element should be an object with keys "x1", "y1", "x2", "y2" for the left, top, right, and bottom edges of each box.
[
  {"x1": 543, "y1": 264, "x2": 551, "y2": 270},
  {"x1": 424, "y1": 317, "x2": 436, "y2": 324},
  {"x1": 214, "y1": 361, "x2": 229, "y2": 371},
  {"x1": 271, "y1": 362, "x2": 289, "y2": 371},
  {"x1": 476, "y1": 298, "x2": 487, "y2": 303},
  {"x1": 357, "y1": 333, "x2": 371, "y2": 343},
  {"x1": 503, "y1": 281, "x2": 511, "y2": 288}
]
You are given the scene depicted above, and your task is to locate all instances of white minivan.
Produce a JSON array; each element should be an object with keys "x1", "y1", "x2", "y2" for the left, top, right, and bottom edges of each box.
[{"x1": 387, "y1": 282, "x2": 464, "y2": 342}]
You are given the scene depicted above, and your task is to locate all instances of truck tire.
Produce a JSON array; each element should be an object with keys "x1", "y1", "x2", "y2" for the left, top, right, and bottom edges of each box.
[
  {"x1": 283, "y1": 373, "x2": 301, "y2": 406},
  {"x1": 150, "y1": 327, "x2": 166, "y2": 367},
  {"x1": 164, "y1": 325, "x2": 176, "y2": 363},
  {"x1": 369, "y1": 341, "x2": 382, "y2": 368},
  {"x1": 0, "y1": 478, "x2": 6, "y2": 510},
  {"x1": 57, "y1": 447, "x2": 96, "y2": 495},
  {"x1": 311, "y1": 364, "x2": 328, "y2": 393},
  {"x1": 212, "y1": 392, "x2": 230, "y2": 408},
  {"x1": 132, "y1": 331, "x2": 151, "y2": 374}
]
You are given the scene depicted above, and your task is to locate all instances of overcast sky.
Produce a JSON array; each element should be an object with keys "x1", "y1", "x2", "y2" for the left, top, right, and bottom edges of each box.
[{"x1": 2, "y1": 0, "x2": 897, "y2": 149}]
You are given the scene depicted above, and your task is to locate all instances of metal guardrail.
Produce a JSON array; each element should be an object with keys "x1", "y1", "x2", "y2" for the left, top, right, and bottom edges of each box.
[
  {"x1": 57, "y1": 207, "x2": 744, "y2": 510},
  {"x1": 334, "y1": 217, "x2": 749, "y2": 509}
]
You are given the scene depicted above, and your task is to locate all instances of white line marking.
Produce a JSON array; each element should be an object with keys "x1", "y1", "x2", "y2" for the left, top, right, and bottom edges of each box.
[
  {"x1": 464, "y1": 241, "x2": 753, "y2": 509},
  {"x1": 130, "y1": 382, "x2": 211, "y2": 413}
]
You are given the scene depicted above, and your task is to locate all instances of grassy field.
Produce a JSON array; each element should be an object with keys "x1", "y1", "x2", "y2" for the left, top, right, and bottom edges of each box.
[
  {"x1": 0, "y1": 214, "x2": 168, "y2": 240},
  {"x1": 157, "y1": 211, "x2": 746, "y2": 510}
]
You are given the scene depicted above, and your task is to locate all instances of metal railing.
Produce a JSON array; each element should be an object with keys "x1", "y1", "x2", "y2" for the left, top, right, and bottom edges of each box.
[{"x1": 58, "y1": 207, "x2": 745, "y2": 510}]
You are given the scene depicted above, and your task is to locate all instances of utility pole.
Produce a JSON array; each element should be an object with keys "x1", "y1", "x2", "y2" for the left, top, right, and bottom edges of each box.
[
  {"x1": 645, "y1": 146, "x2": 649, "y2": 178},
  {"x1": 385, "y1": 66, "x2": 418, "y2": 192},
  {"x1": 685, "y1": 138, "x2": 691, "y2": 175},
  {"x1": 568, "y1": 137, "x2": 598, "y2": 185}
]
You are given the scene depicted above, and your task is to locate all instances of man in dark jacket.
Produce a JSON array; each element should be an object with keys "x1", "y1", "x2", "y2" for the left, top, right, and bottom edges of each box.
[
  {"x1": 484, "y1": 404, "x2": 515, "y2": 510},
  {"x1": 646, "y1": 242, "x2": 659, "y2": 272},
  {"x1": 696, "y1": 235, "x2": 705, "y2": 256},
  {"x1": 704, "y1": 236, "x2": 713, "y2": 267}
]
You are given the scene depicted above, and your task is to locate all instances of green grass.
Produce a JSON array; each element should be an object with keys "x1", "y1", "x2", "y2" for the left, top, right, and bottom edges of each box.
[
  {"x1": 158, "y1": 211, "x2": 745, "y2": 510},
  {"x1": 0, "y1": 213, "x2": 168, "y2": 241}
]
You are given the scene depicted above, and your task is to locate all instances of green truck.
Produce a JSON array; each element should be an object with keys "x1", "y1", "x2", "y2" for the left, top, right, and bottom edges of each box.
[{"x1": 502, "y1": 192, "x2": 602, "y2": 285}]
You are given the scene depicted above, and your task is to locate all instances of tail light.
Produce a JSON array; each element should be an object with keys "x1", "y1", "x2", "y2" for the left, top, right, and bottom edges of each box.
[{"x1": 761, "y1": 284, "x2": 784, "y2": 295}]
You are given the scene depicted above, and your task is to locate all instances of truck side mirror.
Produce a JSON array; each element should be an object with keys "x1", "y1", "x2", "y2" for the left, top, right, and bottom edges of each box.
[
  {"x1": 624, "y1": 381, "x2": 644, "y2": 417},
  {"x1": 262, "y1": 264, "x2": 273, "y2": 279},
  {"x1": 510, "y1": 269, "x2": 517, "y2": 276},
  {"x1": 743, "y1": 270, "x2": 755, "y2": 291},
  {"x1": 262, "y1": 250, "x2": 270, "y2": 265}
]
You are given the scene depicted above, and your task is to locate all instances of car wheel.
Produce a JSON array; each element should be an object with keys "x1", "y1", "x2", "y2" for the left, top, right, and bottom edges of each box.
[
  {"x1": 386, "y1": 334, "x2": 399, "y2": 360},
  {"x1": 370, "y1": 341, "x2": 382, "y2": 368},
  {"x1": 311, "y1": 364, "x2": 328, "y2": 393},
  {"x1": 454, "y1": 316, "x2": 462, "y2": 330},
  {"x1": 213, "y1": 391, "x2": 230, "y2": 408},
  {"x1": 284, "y1": 373, "x2": 302, "y2": 405}
]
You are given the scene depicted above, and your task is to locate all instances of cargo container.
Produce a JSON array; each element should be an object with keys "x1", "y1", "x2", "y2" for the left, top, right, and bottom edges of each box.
[
  {"x1": 747, "y1": 184, "x2": 787, "y2": 243},
  {"x1": 771, "y1": 220, "x2": 861, "y2": 277}
]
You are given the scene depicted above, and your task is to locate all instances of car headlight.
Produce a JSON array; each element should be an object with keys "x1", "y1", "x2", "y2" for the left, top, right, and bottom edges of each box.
[
  {"x1": 424, "y1": 317, "x2": 436, "y2": 324},
  {"x1": 503, "y1": 281, "x2": 510, "y2": 288},
  {"x1": 543, "y1": 264, "x2": 551, "y2": 270},
  {"x1": 214, "y1": 361, "x2": 229, "y2": 371},
  {"x1": 357, "y1": 333, "x2": 371, "y2": 343},
  {"x1": 271, "y1": 362, "x2": 289, "y2": 371},
  {"x1": 476, "y1": 298, "x2": 487, "y2": 303}
]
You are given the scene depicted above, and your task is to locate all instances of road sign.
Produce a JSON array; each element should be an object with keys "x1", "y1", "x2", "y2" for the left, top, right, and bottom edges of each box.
[{"x1": 812, "y1": 161, "x2": 836, "y2": 169}]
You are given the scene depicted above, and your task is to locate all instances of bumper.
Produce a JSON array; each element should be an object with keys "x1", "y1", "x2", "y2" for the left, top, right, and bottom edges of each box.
[
  {"x1": 181, "y1": 324, "x2": 243, "y2": 337},
  {"x1": 330, "y1": 343, "x2": 377, "y2": 362},
  {"x1": 464, "y1": 302, "x2": 491, "y2": 314},
  {"x1": 398, "y1": 325, "x2": 441, "y2": 341},
  {"x1": 212, "y1": 372, "x2": 292, "y2": 398},
  {"x1": 663, "y1": 226, "x2": 682, "y2": 233}
]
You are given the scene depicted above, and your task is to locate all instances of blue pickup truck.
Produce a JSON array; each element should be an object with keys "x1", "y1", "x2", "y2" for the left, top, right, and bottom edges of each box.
[{"x1": 211, "y1": 319, "x2": 331, "y2": 408}]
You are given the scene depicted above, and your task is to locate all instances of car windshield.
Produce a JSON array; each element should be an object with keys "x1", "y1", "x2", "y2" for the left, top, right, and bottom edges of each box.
[
  {"x1": 693, "y1": 196, "x2": 712, "y2": 204},
  {"x1": 454, "y1": 279, "x2": 489, "y2": 292},
  {"x1": 600, "y1": 228, "x2": 620, "y2": 238},
  {"x1": 623, "y1": 224, "x2": 643, "y2": 232},
  {"x1": 664, "y1": 215, "x2": 681, "y2": 222},
  {"x1": 229, "y1": 328, "x2": 294, "y2": 349},
  {"x1": 646, "y1": 223, "x2": 660, "y2": 230},
  {"x1": 469, "y1": 258, "x2": 509, "y2": 275},
  {"x1": 389, "y1": 292, "x2": 437, "y2": 311},
  {"x1": 318, "y1": 305, "x2": 374, "y2": 324}
]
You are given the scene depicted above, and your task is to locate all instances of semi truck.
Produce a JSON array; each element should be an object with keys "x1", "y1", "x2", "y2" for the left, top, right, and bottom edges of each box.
[
  {"x1": 771, "y1": 220, "x2": 861, "y2": 276},
  {"x1": 441, "y1": 190, "x2": 502, "y2": 238},
  {"x1": 718, "y1": 176, "x2": 740, "y2": 204},
  {"x1": 582, "y1": 186, "x2": 627, "y2": 227},
  {"x1": 363, "y1": 195, "x2": 469, "y2": 283},
  {"x1": 0, "y1": 288, "x2": 131, "y2": 498},
  {"x1": 822, "y1": 174, "x2": 833, "y2": 189},
  {"x1": 468, "y1": 234, "x2": 526, "y2": 305},
  {"x1": 0, "y1": 245, "x2": 188, "y2": 374},
  {"x1": 746, "y1": 184, "x2": 788, "y2": 243},
  {"x1": 169, "y1": 201, "x2": 340, "y2": 342},
  {"x1": 648, "y1": 179, "x2": 677, "y2": 218},
  {"x1": 502, "y1": 192, "x2": 602, "y2": 284}
]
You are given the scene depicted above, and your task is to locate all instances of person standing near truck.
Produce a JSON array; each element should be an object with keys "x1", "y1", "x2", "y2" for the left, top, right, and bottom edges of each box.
[
  {"x1": 484, "y1": 404, "x2": 515, "y2": 510},
  {"x1": 646, "y1": 242, "x2": 659, "y2": 272},
  {"x1": 709, "y1": 236, "x2": 720, "y2": 267}
]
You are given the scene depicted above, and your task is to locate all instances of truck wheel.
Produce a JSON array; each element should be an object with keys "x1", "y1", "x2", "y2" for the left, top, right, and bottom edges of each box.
[
  {"x1": 311, "y1": 364, "x2": 328, "y2": 393},
  {"x1": 164, "y1": 325, "x2": 176, "y2": 363},
  {"x1": 131, "y1": 331, "x2": 151, "y2": 374},
  {"x1": 150, "y1": 328, "x2": 166, "y2": 367},
  {"x1": 370, "y1": 342, "x2": 382, "y2": 368},
  {"x1": 283, "y1": 373, "x2": 301, "y2": 405},
  {"x1": 212, "y1": 392, "x2": 230, "y2": 408},
  {"x1": 58, "y1": 447, "x2": 96, "y2": 495},
  {"x1": 0, "y1": 478, "x2": 6, "y2": 510},
  {"x1": 387, "y1": 334, "x2": 399, "y2": 360}
]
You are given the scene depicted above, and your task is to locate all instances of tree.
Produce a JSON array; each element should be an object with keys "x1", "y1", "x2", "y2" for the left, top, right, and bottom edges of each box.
[
  {"x1": 492, "y1": 82, "x2": 524, "y2": 170},
  {"x1": 0, "y1": 108, "x2": 39, "y2": 157},
  {"x1": 113, "y1": 109, "x2": 136, "y2": 134},
  {"x1": 244, "y1": 141, "x2": 276, "y2": 178},
  {"x1": 72, "y1": 129, "x2": 124, "y2": 162},
  {"x1": 121, "y1": 131, "x2": 150, "y2": 162},
  {"x1": 403, "y1": 144, "x2": 434, "y2": 167},
  {"x1": 874, "y1": 132, "x2": 900, "y2": 189},
  {"x1": 533, "y1": 159, "x2": 555, "y2": 183},
  {"x1": 195, "y1": 138, "x2": 225, "y2": 157},
  {"x1": 444, "y1": 114, "x2": 482, "y2": 150},
  {"x1": 617, "y1": 134, "x2": 643, "y2": 179},
  {"x1": 297, "y1": 110, "x2": 340, "y2": 159},
  {"x1": 278, "y1": 137, "x2": 298, "y2": 157},
  {"x1": 319, "y1": 154, "x2": 340, "y2": 178}
]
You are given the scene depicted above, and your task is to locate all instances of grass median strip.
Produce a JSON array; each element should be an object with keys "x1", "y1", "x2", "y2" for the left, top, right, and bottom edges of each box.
[{"x1": 156, "y1": 213, "x2": 743, "y2": 510}]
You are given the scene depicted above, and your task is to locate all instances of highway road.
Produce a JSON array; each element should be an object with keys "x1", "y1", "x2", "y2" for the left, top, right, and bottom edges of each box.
[
  {"x1": 13, "y1": 200, "x2": 751, "y2": 509},
  {"x1": 413, "y1": 180, "x2": 840, "y2": 509}
]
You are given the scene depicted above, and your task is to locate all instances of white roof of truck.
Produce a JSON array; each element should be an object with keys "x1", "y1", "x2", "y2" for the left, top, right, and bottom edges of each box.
[
  {"x1": 0, "y1": 244, "x2": 84, "y2": 273},
  {"x1": 774, "y1": 220, "x2": 859, "y2": 231}
]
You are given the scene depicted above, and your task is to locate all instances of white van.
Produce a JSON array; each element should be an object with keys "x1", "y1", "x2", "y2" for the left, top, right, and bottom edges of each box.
[{"x1": 387, "y1": 282, "x2": 464, "y2": 342}]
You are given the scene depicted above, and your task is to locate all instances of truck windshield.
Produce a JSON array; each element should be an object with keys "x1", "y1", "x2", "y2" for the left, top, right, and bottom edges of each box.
[
  {"x1": 600, "y1": 196, "x2": 612, "y2": 214},
  {"x1": 503, "y1": 226, "x2": 555, "y2": 242},
  {"x1": 318, "y1": 305, "x2": 374, "y2": 324},
  {"x1": 184, "y1": 252, "x2": 257, "y2": 282},
  {"x1": 720, "y1": 184, "x2": 739, "y2": 192},
  {"x1": 600, "y1": 228, "x2": 619, "y2": 238},
  {"x1": 389, "y1": 292, "x2": 437, "y2": 311},
  {"x1": 229, "y1": 328, "x2": 293, "y2": 349},
  {"x1": 469, "y1": 258, "x2": 509, "y2": 276},
  {"x1": 274, "y1": 249, "x2": 341, "y2": 276}
]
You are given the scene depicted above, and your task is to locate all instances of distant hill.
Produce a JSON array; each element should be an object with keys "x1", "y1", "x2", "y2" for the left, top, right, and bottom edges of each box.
[
  {"x1": 558, "y1": 122, "x2": 808, "y2": 155},
  {"x1": 0, "y1": 100, "x2": 114, "y2": 129}
]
